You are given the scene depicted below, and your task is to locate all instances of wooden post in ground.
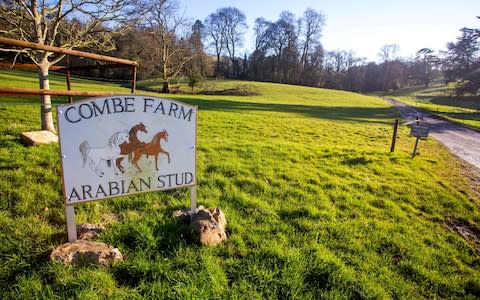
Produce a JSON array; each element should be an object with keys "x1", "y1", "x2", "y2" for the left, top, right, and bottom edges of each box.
[
  {"x1": 131, "y1": 66, "x2": 137, "y2": 94},
  {"x1": 66, "y1": 71, "x2": 73, "y2": 103},
  {"x1": 412, "y1": 116, "x2": 421, "y2": 158},
  {"x1": 412, "y1": 137, "x2": 420, "y2": 158},
  {"x1": 390, "y1": 119, "x2": 399, "y2": 152}
]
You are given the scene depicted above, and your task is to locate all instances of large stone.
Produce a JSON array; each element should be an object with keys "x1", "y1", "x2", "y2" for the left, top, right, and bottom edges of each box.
[
  {"x1": 50, "y1": 240, "x2": 123, "y2": 266},
  {"x1": 190, "y1": 207, "x2": 227, "y2": 247},
  {"x1": 77, "y1": 223, "x2": 105, "y2": 240},
  {"x1": 20, "y1": 130, "x2": 58, "y2": 146}
]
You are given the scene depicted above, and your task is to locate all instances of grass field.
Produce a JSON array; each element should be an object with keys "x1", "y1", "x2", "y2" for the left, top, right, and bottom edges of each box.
[
  {"x1": 1, "y1": 69, "x2": 480, "y2": 299},
  {"x1": 385, "y1": 83, "x2": 480, "y2": 131}
]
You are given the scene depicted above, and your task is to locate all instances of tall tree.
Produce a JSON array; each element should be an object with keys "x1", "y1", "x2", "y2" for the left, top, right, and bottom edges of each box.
[
  {"x1": 0, "y1": 0, "x2": 137, "y2": 132},
  {"x1": 248, "y1": 17, "x2": 271, "y2": 81},
  {"x1": 443, "y1": 25, "x2": 480, "y2": 95},
  {"x1": 185, "y1": 20, "x2": 209, "y2": 90},
  {"x1": 299, "y1": 8, "x2": 325, "y2": 69},
  {"x1": 141, "y1": 0, "x2": 194, "y2": 93},
  {"x1": 266, "y1": 12, "x2": 298, "y2": 83},
  {"x1": 378, "y1": 44, "x2": 400, "y2": 92},
  {"x1": 378, "y1": 44, "x2": 399, "y2": 63},
  {"x1": 217, "y1": 7, "x2": 247, "y2": 78},
  {"x1": 414, "y1": 48, "x2": 439, "y2": 87},
  {"x1": 204, "y1": 11, "x2": 225, "y2": 78},
  {"x1": 300, "y1": 44, "x2": 324, "y2": 87},
  {"x1": 298, "y1": 8, "x2": 325, "y2": 85}
]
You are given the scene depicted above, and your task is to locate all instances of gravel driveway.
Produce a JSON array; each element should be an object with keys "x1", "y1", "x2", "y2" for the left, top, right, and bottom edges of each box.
[{"x1": 385, "y1": 98, "x2": 480, "y2": 170}]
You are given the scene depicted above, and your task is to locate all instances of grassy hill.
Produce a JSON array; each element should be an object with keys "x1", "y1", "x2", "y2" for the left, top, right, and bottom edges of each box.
[{"x1": 1, "y1": 70, "x2": 480, "y2": 298}]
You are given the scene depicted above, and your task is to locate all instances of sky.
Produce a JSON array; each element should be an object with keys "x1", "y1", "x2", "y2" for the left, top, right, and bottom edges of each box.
[{"x1": 180, "y1": 0, "x2": 480, "y2": 62}]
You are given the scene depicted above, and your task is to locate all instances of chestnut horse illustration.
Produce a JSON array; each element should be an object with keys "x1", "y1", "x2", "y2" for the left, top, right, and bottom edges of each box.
[
  {"x1": 115, "y1": 122, "x2": 148, "y2": 173},
  {"x1": 131, "y1": 130, "x2": 170, "y2": 172}
]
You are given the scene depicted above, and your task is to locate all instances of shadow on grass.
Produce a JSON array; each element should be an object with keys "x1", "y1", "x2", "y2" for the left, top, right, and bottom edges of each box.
[
  {"x1": 109, "y1": 214, "x2": 193, "y2": 288},
  {"x1": 422, "y1": 96, "x2": 480, "y2": 110},
  {"x1": 1, "y1": 88, "x2": 398, "y2": 124},
  {"x1": 0, "y1": 95, "x2": 79, "y2": 105},
  {"x1": 173, "y1": 97, "x2": 397, "y2": 125},
  {"x1": 1, "y1": 94, "x2": 397, "y2": 124},
  {"x1": 443, "y1": 111, "x2": 480, "y2": 121},
  {"x1": 341, "y1": 157, "x2": 373, "y2": 165}
]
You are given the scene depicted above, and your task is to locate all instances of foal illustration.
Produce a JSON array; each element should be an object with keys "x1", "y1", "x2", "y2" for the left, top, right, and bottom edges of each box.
[
  {"x1": 131, "y1": 130, "x2": 170, "y2": 172},
  {"x1": 79, "y1": 131, "x2": 129, "y2": 177}
]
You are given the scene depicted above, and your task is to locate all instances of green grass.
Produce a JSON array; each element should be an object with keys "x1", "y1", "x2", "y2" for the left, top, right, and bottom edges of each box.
[
  {"x1": 1, "y1": 70, "x2": 480, "y2": 298},
  {"x1": 385, "y1": 82, "x2": 480, "y2": 130},
  {"x1": 0, "y1": 69, "x2": 134, "y2": 105}
]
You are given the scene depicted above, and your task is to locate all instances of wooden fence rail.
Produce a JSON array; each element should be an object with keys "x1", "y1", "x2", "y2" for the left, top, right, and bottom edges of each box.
[
  {"x1": 0, "y1": 37, "x2": 138, "y2": 98},
  {"x1": 0, "y1": 37, "x2": 137, "y2": 66},
  {"x1": 0, "y1": 88, "x2": 122, "y2": 97}
]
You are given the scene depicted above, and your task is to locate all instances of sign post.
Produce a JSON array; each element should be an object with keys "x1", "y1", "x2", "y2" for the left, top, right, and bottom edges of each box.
[
  {"x1": 190, "y1": 186, "x2": 197, "y2": 215},
  {"x1": 409, "y1": 124, "x2": 429, "y2": 158},
  {"x1": 65, "y1": 205, "x2": 77, "y2": 242},
  {"x1": 57, "y1": 95, "x2": 197, "y2": 242}
]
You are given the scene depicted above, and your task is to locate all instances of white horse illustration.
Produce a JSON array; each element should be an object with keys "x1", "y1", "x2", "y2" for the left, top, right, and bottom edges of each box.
[{"x1": 79, "y1": 131, "x2": 129, "y2": 177}]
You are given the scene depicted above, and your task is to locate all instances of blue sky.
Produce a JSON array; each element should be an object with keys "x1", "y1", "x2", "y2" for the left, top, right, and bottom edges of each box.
[{"x1": 180, "y1": 0, "x2": 480, "y2": 62}]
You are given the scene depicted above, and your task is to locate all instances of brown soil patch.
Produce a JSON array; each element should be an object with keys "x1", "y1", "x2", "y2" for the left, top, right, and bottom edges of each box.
[{"x1": 445, "y1": 218, "x2": 480, "y2": 254}]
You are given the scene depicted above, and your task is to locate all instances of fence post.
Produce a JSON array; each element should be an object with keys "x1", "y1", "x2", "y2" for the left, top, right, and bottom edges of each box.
[
  {"x1": 390, "y1": 119, "x2": 399, "y2": 152},
  {"x1": 131, "y1": 66, "x2": 137, "y2": 94},
  {"x1": 66, "y1": 71, "x2": 73, "y2": 103}
]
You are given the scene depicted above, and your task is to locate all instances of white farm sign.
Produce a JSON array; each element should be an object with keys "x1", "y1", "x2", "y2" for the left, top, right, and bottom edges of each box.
[{"x1": 57, "y1": 96, "x2": 197, "y2": 204}]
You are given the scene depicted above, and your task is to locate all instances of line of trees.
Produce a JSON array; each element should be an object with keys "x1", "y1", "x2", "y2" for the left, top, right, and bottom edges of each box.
[
  {"x1": 200, "y1": 9, "x2": 478, "y2": 95},
  {"x1": 0, "y1": 1, "x2": 479, "y2": 132}
]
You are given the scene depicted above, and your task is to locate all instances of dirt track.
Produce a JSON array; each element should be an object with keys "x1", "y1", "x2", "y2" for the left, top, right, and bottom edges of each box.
[{"x1": 385, "y1": 98, "x2": 480, "y2": 170}]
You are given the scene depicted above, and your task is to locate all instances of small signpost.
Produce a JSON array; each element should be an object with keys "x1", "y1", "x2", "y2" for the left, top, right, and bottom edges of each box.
[
  {"x1": 57, "y1": 95, "x2": 197, "y2": 242},
  {"x1": 409, "y1": 123, "x2": 429, "y2": 157},
  {"x1": 410, "y1": 124, "x2": 429, "y2": 138}
]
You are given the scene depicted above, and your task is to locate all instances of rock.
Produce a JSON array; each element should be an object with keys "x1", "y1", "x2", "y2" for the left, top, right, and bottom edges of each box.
[
  {"x1": 172, "y1": 207, "x2": 193, "y2": 224},
  {"x1": 77, "y1": 223, "x2": 105, "y2": 240},
  {"x1": 190, "y1": 207, "x2": 227, "y2": 247},
  {"x1": 50, "y1": 240, "x2": 123, "y2": 266},
  {"x1": 172, "y1": 206, "x2": 228, "y2": 246},
  {"x1": 20, "y1": 130, "x2": 58, "y2": 146}
]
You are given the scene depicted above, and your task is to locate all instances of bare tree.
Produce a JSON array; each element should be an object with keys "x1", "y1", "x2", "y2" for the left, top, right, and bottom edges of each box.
[
  {"x1": 0, "y1": 0, "x2": 137, "y2": 132},
  {"x1": 253, "y1": 18, "x2": 271, "y2": 53},
  {"x1": 140, "y1": 0, "x2": 195, "y2": 93},
  {"x1": 266, "y1": 12, "x2": 298, "y2": 82},
  {"x1": 249, "y1": 12, "x2": 301, "y2": 84},
  {"x1": 217, "y1": 7, "x2": 247, "y2": 78},
  {"x1": 378, "y1": 44, "x2": 399, "y2": 63},
  {"x1": 378, "y1": 44, "x2": 400, "y2": 92},
  {"x1": 248, "y1": 17, "x2": 271, "y2": 81},
  {"x1": 301, "y1": 44, "x2": 324, "y2": 87},
  {"x1": 204, "y1": 11, "x2": 225, "y2": 78},
  {"x1": 299, "y1": 8, "x2": 325, "y2": 69}
]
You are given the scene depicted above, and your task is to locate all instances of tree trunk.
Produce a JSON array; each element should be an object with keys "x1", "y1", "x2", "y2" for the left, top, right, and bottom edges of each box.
[
  {"x1": 38, "y1": 63, "x2": 56, "y2": 133},
  {"x1": 230, "y1": 57, "x2": 236, "y2": 78},
  {"x1": 216, "y1": 53, "x2": 221, "y2": 79},
  {"x1": 162, "y1": 81, "x2": 170, "y2": 93}
]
